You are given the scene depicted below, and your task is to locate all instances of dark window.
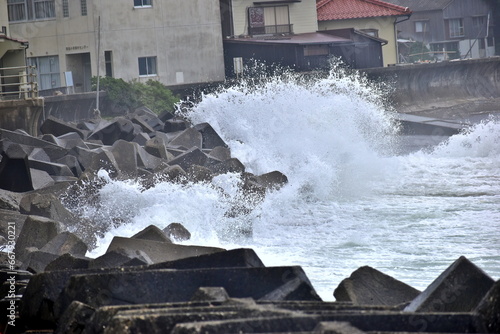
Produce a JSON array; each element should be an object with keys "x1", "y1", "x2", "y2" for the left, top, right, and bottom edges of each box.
[
  {"x1": 105, "y1": 51, "x2": 113, "y2": 77},
  {"x1": 80, "y1": 0, "x2": 87, "y2": 16},
  {"x1": 134, "y1": 0, "x2": 152, "y2": 7},
  {"x1": 62, "y1": 0, "x2": 69, "y2": 17},
  {"x1": 138, "y1": 57, "x2": 157, "y2": 76}
]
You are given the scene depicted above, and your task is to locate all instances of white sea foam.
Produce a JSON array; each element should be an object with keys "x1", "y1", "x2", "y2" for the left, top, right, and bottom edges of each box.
[{"x1": 77, "y1": 66, "x2": 500, "y2": 301}]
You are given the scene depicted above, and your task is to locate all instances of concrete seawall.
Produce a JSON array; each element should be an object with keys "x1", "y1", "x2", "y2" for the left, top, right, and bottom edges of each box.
[{"x1": 362, "y1": 57, "x2": 500, "y2": 119}]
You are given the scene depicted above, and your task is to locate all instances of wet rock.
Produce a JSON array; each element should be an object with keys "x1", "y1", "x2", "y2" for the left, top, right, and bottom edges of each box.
[
  {"x1": 404, "y1": 256, "x2": 495, "y2": 312},
  {"x1": 131, "y1": 225, "x2": 172, "y2": 243},
  {"x1": 187, "y1": 165, "x2": 213, "y2": 183},
  {"x1": 255, "y1": 170, "x2": 288, "y2": 190},
  {"x1": 334, "y1": 266, "x2": 420, "y2": 306},
  {"x1": 163, "y1": 222, "x2": 191, "y2": 242}
]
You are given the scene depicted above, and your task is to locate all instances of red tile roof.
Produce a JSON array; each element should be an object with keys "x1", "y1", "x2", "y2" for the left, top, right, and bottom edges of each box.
[{"x1": 317, "y1": 0, "x2": 411, "y2": 21}]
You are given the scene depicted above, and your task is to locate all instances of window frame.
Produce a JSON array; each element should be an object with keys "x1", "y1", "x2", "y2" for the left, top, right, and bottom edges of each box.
[
  {"x1": 448, "y1": 18, "x2": 464, "y2": 38},
  {"x1": 134, "y1": 0, "x2": 152, "y2": 8},
  {"x1": 414, "y1": 20, "x2": 428, "y2": 33},
  {"x1": 7, "y1": 0, "x2": 56, "y2": 22},
  {"x1": 138, "y1": 56, "x2": 157, "y2": 76},
  {"x1": 80, "y1": 0, "x2": 87, "y2": 16}
]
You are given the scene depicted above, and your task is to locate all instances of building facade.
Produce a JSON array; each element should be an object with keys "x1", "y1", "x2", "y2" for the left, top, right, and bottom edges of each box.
[
  {"x1": 387, "y1": 0, "x2": 495, "y2": 61},
  {"x1": 316, "y1": 0, "x2": 412, "y2": 67},
  {"x1": 6, "y1": 0, "x2": 226, "y2": 94}
]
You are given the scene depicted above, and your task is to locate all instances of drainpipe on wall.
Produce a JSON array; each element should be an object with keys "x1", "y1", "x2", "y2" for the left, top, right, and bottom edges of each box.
[{"x1": 394, "y1": 12, "x2": 412, "y2": 64}]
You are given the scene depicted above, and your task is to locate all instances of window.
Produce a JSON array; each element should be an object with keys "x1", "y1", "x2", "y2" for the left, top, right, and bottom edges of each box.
[
  {"x1": 28, "y1": 56, "x2": 61, "y2": 90},
  {"x1": 62, "y1": 0, "x2": 69, "y2": 17},
  {"x1": 138, "y1": 57, "x2": 157, "y2": 76},
  {"x1": 80, "y1": 0, "x2": 87, "y2": 16},
  {"x1": 448, "y1": 18, "x2": 464, "y2": 38},
  {"x1": 105, "y1": 51, "x2": 113, "y2": 77},
  {"x1": 248, "y1": 6, "x2": 291, "y2": 35},
  {"x1": 134, "y1": 0, "x2": 152, "y2": 7},
  {"x1": 415, "y1": 21, "x2": 428, "y2": 33},
  {"x1": 7, "y1": 0, "x2": 55, "y2": 22}
]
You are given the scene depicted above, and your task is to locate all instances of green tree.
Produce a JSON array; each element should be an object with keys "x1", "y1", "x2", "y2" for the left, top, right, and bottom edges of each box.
[{"x1": 92, "y1": 77, "x2": 179, "y2": 115}]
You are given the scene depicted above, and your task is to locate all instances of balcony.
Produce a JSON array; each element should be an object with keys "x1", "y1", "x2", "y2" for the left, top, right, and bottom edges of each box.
[{"x1": 249, "y1": 24, "x2": 293, "y2": 36}]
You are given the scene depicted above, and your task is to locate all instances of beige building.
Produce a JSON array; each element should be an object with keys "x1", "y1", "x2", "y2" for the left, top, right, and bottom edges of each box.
[
  {"x1": 222, "y1": 0, "x2": 318, "y2": 38},
  {"x1": 5, "y1": 0, "x2": 225, "y2": 94},
  {"x1": 317, "y1": 0, "x2": 412, "y2": 66}
]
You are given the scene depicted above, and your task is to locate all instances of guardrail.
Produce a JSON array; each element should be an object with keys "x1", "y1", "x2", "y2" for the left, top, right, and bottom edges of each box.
[{"x1": 0, "y1": 65, "x2": 39, "y2": 100}]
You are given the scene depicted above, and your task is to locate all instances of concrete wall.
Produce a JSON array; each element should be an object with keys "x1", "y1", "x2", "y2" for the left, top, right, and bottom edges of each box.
[
  {"x1": 0, "y1": 0, "x2": 8, "y2": 34},
  {"x1": 363, "y1": 57, "x2": 500, "y2": 113},
  {"x1": 231, "y1": 0, "x2": 318, "y2": 37},
  {"x1": 318, "y1": 17, "x2": 398, "y2": 66}
]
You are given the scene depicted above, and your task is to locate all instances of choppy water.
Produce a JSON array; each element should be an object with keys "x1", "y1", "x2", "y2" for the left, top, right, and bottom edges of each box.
[{"x1": 80, "y1": 67, "x2": 500, "y2": 301}]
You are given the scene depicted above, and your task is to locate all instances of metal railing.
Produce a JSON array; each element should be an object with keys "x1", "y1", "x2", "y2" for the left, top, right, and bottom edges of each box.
[
  {"x1": 0, "y1": 65, "x2": 39, "y2": 100},
  {"x1": 249, "y1": 24, "x2": 293, "y2": 36}
]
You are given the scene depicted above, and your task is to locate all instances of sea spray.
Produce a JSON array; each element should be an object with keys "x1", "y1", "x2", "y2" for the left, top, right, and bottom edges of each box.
[{"x1": 64, "y1": 65, "x2": 499, "y2": 300}]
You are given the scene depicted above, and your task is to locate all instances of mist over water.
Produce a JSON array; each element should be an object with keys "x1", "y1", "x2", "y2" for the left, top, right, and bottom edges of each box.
[{"x1": 80, "y1": 67, "x2": 500, "y2": 301}]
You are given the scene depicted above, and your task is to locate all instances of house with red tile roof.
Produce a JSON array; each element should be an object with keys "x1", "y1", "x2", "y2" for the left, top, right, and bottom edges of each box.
[{"x1": 316, "y1": 0, "x2": 411, "y2": 66}]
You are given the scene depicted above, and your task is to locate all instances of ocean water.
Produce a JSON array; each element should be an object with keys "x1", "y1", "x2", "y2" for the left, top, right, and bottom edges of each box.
[{"x1": 80, "y1": 68, "x2": 500, "y2": 301}]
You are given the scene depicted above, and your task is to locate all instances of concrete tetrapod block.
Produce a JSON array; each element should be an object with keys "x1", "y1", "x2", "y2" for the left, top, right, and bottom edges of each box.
[
  {"x1": 333, "y1": 266, "x2": 420, "y2": 306},
  {"x1": 168, "y1": 147, "x2": 208, "y2": 171},
  {"x1": 54, "y1": 301, "x2": 96, "y2": 334},
  {"x1": 87, "y1": 117, "x2": 136, "y2": 145},
  {"x1": 20, "y1": 250, "x2": 61, "y2": 273},
  {"x1": 0, "y1": 147, "x2": 33, "y2": 192},
  {"x1": 194, "y1": 122, "x2": 228, "y2": 149},
  {"x1": 163, "y1": 222, "x2": 191, "y2": 242},
  {"x1": 131, "y1": 225, "x2": 172, "y2": 243},
  {"x1": 476, "y1": 279, "x2": 500, "y2": 333},
  {"x1": 39, "y1": 231, "x2": 88, "y2": 258},
  {"x1": 316, "y1": 311, "x2": 484, "y2": 333},
  {"x1": 56, "y1": 266, "x2": 322, "y2": 315},
  {"x1": 109, "y1": 140, "x2": 139, "y2": 178},
  {"x1": 190, "y1": 287, "x2": 231, "y2": 302},
  {"x1": 404, "y1": 256, "x2": 495, "y2": 312},
  {"x1": 14, "y1": 216, "x2": 63, "y2": 262},
  {"x1": 169, "y1": 127, "x2": 203, "y2": 150},
  {"x1": 56, "y1": 132, "x2": 88, "y2": 149},
  {"x1": 97, "y1": 302, "x2": 312, "y2": 334},
  {"x1": 105, "y1": 236, "x2": 224, "y2": 263},
  {"x1": 88, "y1": 248, "x2": 152, "y2": 269},
  {"x1": 313, "y1": 321, "x2": 366, "y2": 334},
  {"x1": 44, "y1": 253, "x2": 90, "y2": 271},
  {"x1": 40, "y1": 116, "x2": 85, "y2": 139},
  {"x1": 147, "y1": 248, "x2": 265, "y2": 270},
  {"x1": 0, "y1": 189, "x2": 23, "y2": 211}
]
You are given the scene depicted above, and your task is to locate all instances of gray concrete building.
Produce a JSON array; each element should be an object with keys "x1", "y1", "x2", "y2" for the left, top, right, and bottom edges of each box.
[{"x1": 3, "y1": 0, "x2": 225, "y2": 94}]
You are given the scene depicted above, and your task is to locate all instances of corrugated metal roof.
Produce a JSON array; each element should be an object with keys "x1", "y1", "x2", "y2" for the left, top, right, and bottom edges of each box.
[
  {"x1": 382, "y1": 0, "x2": 453, "y2": 11},
  {"x1": 317, "y1": 0, "x2": 412, "y2": 21}
]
